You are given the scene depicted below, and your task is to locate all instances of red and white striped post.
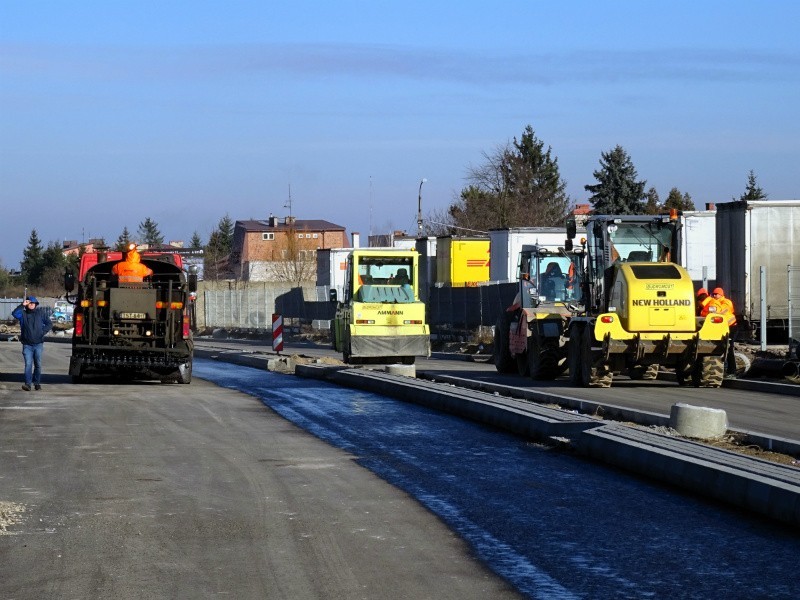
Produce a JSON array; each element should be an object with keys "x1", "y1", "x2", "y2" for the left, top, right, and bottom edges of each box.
[{"x1": 272, "y1": 313, "x2": 284, "y2": 354}]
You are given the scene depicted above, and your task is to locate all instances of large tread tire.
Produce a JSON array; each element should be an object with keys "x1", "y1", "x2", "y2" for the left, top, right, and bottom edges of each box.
[
  {"x1": 528, "y1": 337, "x2": 560, "y2": 380},
  {"x1": 675, "y1": 359, "x2": 693, "y2": 386},
  {"x1": 694, "y1": 355, "x2": 724, "y2": 388},
  {"x1": 629, "y1": 364, "x2": 659, "y2": 380},
  {"x1": 567, "y1": 324, "x2": 584, "y2": 386},
  {"x1": 493, "y1": 312, "x2": 516, "y2": 374},
  {"x1": 582, "y1": 327, "x2": 613, "y2": 388},
  {"x1": 516, "y1": 352, "x2": 529, "y2": 376}
]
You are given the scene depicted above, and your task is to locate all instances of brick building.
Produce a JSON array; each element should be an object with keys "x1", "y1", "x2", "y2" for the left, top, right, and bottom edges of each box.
[{"x1": 230, "y1": 216, "x2": 347, "y2": 281}]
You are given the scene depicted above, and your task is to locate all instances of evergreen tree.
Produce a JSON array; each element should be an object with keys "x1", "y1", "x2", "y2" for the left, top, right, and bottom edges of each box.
[
  {"x1": 663, "y1": 187, "x2": 696, "y2": 211},
  {"x1": 584, "y1": 145, "x2": 646, "y2": 214},
  {"x1": 21, "y1": 229, "x2": 45, "y2": 285},
  {"x1": 190, "y1": 231, "x2": 203, "y2": 249},
  {"x1": 643, "y1": 187, "x2": 661, "y2": 215},
  {"x1": 216, "y1": 214, "x2": 234, "y2": 252},
  {"x1": 736, "y1": 169, "x2": 767, "y2": 201},
  {"x1": 114, "y1": 227, "x2": 132, "y2": 251},
  {"x1": 448, "y1": 125, "x2": 570, "y2": 231},
  {"x1": 506, "y1": 125, "x2": 571, "y2": 226},
  {"x1": 40, "y1": 241, "x2": 69, "y2": 292},
  {"x1": 137, "y1": 217, "x2": 164, "y2": 247},
  {"x1": 204, "y1": 214, "x2": 235, "y2": 280}
]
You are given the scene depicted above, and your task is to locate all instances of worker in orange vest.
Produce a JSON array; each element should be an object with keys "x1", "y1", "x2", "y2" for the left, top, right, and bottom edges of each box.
[
  {"x1": 710, "y1": 287, "x2": 738, "y2": 376},
  {"x1": 696, "y1": 287, "x2": 714, "y2": 317},
  {"x1": 711, "y1": 287, "x2": 737, "y2": 327},
  {"x1": 112, "y1": 244, "x2": 153, "y2": 283}
]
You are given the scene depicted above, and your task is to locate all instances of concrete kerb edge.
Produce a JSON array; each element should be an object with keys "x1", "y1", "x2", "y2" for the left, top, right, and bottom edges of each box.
[{"x1": 575, "y1": 426, "x2": 800, "y2": 526}]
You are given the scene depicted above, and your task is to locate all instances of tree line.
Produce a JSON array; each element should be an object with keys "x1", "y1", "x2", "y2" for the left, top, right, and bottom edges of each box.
[
  {"x1": 422, "y1": 124, "x2": 768, "y2": 235},
  {"x1": 3, "y1": 215, "x2": 235, "y2": 295}
]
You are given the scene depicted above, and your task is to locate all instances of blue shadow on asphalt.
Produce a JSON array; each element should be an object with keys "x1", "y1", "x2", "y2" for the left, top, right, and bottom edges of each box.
[{"x1": 196, "y1": 358, "x2": 800, "y2": 600}]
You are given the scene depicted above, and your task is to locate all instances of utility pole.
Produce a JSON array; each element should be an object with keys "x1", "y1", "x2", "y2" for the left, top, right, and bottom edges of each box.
[{"x1": 417, "y1": 178, "x2": 427, "y2": 235}]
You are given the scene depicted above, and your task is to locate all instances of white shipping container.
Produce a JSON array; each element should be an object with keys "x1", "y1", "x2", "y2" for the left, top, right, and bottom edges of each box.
[
  {"x1": 716, "y1": 200, "x2": 800, "y2": 326},
  {"x1": 680, "y1": 210, "x2": 717, "y2": 284},
  {"x1": 489, "y1": 228, "x2": 568, "y2": 282},
  {"x1": 315, "y1": 248, "x2": 354, "y2": 301}
]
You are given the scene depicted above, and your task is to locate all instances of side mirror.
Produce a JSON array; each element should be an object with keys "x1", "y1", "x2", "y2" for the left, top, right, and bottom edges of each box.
[
  {"x1": 329, "y1": 288, "x2": 338, "y2": 303},
  {"x1": 565, "y1": 239, "x2": 573, "y2": 252},
  {"x1": 64, "y1": 271, "x2": 75, "y2": 293},
  {"x1": 188, "y1": 265, "x2": 198, "y2": 293},
  {"x1": 566, "y1": 217, "x2": 577, "y2": 240}
]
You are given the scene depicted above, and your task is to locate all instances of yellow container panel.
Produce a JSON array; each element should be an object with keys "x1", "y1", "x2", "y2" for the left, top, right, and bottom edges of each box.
[{"x1": 437, "y1": 238, "x2": 490, "y2": 287}]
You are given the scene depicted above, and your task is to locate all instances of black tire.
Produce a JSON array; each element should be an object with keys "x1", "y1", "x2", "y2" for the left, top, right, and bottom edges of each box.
[
  {"x1": 401, "y1": 356, "x2": 415, "y2": 365},
  {"x1": 516, "y1": 351, "x2": 529, "y2": 376},
  {"x1": 567, "y1": 323, "x2": 583, "y2": 386},
  {"x1": 493, "y1": 312, "x2": 515, "y2": 374},
  {"x1": 629, "y1": 364, "x2": 659, "y2": 380},
  {"x1": 582, "y1": 327, "x2": 612, "y2": 388},
  {"x1": 694, "y1": 355, "x2": 724, "y2": 388},
  {"x1": 528, "y1": 336, "x2": 560, "y2": 381},
  {"x1": 675, "y1": 358, "x2": 693, "y2": 386}
]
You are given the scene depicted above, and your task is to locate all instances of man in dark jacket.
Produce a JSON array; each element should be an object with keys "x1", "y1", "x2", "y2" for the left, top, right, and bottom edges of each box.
[{"x1": 12, "y1": 296, "x2": 53, "y2": 391}]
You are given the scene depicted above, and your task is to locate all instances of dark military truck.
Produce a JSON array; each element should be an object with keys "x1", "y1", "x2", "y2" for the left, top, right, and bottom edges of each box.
[{"x1": 64, "y1": 248, "x2": 197, "y2": 383}]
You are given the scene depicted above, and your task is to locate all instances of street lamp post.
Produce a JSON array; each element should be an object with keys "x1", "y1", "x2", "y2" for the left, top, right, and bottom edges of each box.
[{"x1": 417, "y1": 178, "x2": 427, "y2": 235}]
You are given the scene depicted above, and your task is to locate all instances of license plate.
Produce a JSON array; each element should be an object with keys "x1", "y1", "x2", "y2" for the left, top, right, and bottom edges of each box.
[{"x1": 119, "y1": 312, "x2": 146, "y2": 319}]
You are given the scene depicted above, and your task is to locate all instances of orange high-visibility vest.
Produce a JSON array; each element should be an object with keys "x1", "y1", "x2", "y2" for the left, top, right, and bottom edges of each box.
[{"x1": 715, "y1": 297, "x2": 737, "y2": 327}]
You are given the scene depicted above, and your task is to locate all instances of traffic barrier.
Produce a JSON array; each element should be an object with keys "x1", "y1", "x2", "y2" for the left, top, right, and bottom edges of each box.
[{"x1": 272, "y1": 313, "x2": 283, "y2": 353}]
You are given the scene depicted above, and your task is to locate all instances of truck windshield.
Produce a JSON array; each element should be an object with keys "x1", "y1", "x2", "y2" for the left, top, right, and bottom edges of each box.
[
  {"x1": 535, "y1": 255, "x2": 581, "y2": 303},
  {"x1": 608, "y1": 222, "x2": 676, "y2": 263},
  {"x1": 355, "y1": 257, "x2": 415, "y2": 303}
]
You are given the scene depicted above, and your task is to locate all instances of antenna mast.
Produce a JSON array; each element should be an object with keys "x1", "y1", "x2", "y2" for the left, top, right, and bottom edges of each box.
[{"x1": 284, "y1": 183, "x2": 293, "y2": 217}]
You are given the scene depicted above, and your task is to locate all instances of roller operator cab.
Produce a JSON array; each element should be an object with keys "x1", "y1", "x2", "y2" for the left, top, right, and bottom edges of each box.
[
  {"x1": 565, "y1": 213, "x2": 730, "y2": 388},
  {"x1": 330, "y1": 249, "x2": 430, "y2": 364},
  {"x1": 64, "y1": 247, "x2": 197, "y2": 384},
  {"x1": 493, "y1": 244, "x2": 585, "y2": 380}
]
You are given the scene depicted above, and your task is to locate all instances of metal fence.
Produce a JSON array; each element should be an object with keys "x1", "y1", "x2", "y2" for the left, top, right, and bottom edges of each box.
[
  {"x1": 198, "y1": 279, "x2": 518, "y2": 336},
  {"x1": 200, "y1": 283, "x2": 335, "y2": 330},
  {"x1": 0, "y1": 298, "x2": 23, "y2": 321},
  {"x1": 427, "y1": 283, "x2": 517, "y2": 333}
]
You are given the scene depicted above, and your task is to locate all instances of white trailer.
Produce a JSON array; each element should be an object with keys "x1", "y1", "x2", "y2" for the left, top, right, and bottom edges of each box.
[
  {"x1": 680, "y1": 210, "x2": 717, "y2": 285},
  {"x1": 716, "y1": 200, "x2": 800, "y2": 337},
  {"x1": 489, "y1": 228, "x2": 567, "y2": 283},
  {"x1": 316, "y1": 248, "x2": 353, "y2": 302}
]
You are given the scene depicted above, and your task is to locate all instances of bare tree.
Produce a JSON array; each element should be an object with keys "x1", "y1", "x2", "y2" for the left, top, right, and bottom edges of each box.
[{"x1": 267, "y1": 224, "x2": 317, "y2": 287}]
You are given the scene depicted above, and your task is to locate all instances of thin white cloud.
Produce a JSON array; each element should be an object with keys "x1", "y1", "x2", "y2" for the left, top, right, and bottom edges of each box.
[{"x1": 2, "y1": 42, "x2": 799, "y2": 85}]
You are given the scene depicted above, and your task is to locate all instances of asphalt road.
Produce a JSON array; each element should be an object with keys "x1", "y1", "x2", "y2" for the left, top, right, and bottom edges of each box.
[
  {"x1": 197, "y1": 337, "x2": 800, "y2": 442},
  {"x1": 0, "y1": 341, "x2": 520, "y2": 599}
]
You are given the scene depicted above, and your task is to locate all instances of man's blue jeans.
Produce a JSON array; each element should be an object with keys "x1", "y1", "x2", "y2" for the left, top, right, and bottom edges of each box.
[{"x1": 22, "y1": 343, "x2": 43, "y2": 386}]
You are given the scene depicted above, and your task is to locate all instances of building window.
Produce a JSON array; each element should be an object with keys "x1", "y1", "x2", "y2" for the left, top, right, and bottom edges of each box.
[
  {"x1": 305, "y1": 233, "x2": 312, "y2": 238},
  {"x1": 298, "y1": 234, "x2": 304, "y2": 239},
  {"x1": 262, "y1": 232, "x2": 274, "y2": 241},
  {"x1": 312, "y1": 233, "x2": 319, "y2": 239}
]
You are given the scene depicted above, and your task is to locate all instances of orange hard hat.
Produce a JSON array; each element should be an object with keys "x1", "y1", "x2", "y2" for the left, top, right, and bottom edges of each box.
[
  {"x1": 712, "y1": 287, "x2": 724, "y2": 296},
  {"x1": 697, "y1": 288, "x2": 708, "y2": 296}
]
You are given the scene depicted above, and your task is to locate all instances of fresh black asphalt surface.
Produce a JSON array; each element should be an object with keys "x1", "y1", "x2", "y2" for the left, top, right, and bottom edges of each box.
[{"x1": 199, "y1": 359, "x2": 800, "y2": 599}]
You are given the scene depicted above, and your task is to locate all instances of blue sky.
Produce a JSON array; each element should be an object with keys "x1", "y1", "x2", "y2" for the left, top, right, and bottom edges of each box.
[{"x1": 2, "y1": 1, "x2": 799, "y2": 269}]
